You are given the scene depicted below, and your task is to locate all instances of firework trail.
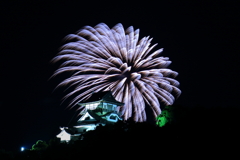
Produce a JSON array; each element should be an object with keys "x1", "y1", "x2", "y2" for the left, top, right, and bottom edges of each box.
[{"x1": 52, "y1": 23, "x2": 181, "y2": 122}]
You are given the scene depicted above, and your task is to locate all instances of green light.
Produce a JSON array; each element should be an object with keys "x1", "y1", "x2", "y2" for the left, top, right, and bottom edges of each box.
[
  {"x1": 156, "y1": 115, "x2": 168, "y2": 127},
  {"x1": 156, "y1": 106, "x2": 173, "y2": 127}
]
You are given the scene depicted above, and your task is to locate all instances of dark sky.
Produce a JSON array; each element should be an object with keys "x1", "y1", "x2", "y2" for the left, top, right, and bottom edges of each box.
[{"x1": 1, "y1": 1, "x2": 239, "y2": 151}]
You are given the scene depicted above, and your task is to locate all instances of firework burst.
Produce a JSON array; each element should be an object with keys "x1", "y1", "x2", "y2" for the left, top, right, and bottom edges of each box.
[{"x1": 52, "y1": 23, "x2": 181, "y2": 122}]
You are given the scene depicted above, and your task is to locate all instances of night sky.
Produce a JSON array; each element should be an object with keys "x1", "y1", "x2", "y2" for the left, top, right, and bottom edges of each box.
[{"x1": 1, "y1": 1, "x2": 239, "y2": 151}]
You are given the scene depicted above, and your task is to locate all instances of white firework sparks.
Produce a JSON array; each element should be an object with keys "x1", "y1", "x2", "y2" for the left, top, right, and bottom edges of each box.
[{"x1": 52, "y1": 23, "x2": 181, "y2": 122}]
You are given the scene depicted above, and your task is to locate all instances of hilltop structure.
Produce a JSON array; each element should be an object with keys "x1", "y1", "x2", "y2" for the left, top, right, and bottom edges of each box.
[{"x1": 56, "y1": 91, "x2": 124, "y2": 142}]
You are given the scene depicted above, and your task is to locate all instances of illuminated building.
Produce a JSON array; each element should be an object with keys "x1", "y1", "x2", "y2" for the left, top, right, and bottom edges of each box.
[{"x1": 57, "y1": 91, "x2": 124, "y2": 142}]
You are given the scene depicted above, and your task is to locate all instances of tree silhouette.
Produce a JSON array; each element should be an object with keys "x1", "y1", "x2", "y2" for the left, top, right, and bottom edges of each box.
[{"x1": 31, "y1": 140, "x2": 48, "y2": 151}]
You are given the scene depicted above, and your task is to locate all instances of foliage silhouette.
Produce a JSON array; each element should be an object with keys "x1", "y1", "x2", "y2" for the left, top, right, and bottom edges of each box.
[
  {"x1": 31, "y1": 140, "x2": 48, "y2": 151},
  {"x1": 3, "y1": 105, "x2": 240, "y2": 159}
]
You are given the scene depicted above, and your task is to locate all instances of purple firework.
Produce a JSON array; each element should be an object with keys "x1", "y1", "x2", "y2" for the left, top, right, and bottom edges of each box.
[{"x1": 52, "y1": 23, "x2": 181, "y2": 122}]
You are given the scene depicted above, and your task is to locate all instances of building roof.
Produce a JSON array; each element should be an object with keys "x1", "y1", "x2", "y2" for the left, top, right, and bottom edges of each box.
[
  {"x1": 78, "y1": 91, "x2": 124, "y2": 106},
  {"x1": 57, "y1": 127, "x2": 75, "y2": 136},
  {"x1": 64, "y1": 91, "x2": 124, "y2": 128},
  {"x1": 75, "y1": 118, "x2": 98, "y2": 126}
]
